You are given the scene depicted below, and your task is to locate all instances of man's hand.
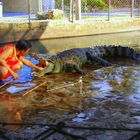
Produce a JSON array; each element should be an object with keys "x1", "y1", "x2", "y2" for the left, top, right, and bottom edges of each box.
[
  {"x1": 11, "y1": 72, "x2": 19, "y2": 80},
  {"x1": 35, "y1": 66, "x2": 44, "y2": 72}
]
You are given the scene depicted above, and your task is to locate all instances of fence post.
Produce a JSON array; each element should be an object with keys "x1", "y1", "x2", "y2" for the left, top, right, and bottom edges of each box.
[
  {"x1": 75, "y1": 0, "x2": 81, "y2": 20},
  {"x1": 61, "y1": 0, "x2": 64, "y2": 12},
  {"x1": 38, "y1": 0, "x2": 43, "y2": 12},
  {"x1": 108, "y1": 0, "x2": 111, "y2": 21},
  {"x1": 131, "y1": 0, "x2": 134, "y2": 17},
  {"x1": 28, "y1": 0, "x2": 31, "y2": 28},
  {"x1": 69, "y1": 0, "x2": 74, "y2": 22},
  {"x1": 138, "y1": 0, "x2": 140, "y2": 18}
]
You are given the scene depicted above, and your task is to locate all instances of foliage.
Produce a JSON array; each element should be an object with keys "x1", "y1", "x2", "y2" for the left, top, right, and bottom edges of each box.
[
  {"x1": 82, "y1": 0, "x2": 108, "y2": 12},
  {"x1": 55, "y1": 0, "x2": 108, "y2": 12}
]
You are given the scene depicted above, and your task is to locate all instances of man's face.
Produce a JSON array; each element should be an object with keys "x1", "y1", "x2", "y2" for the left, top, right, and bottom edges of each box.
[{"x1": 22, "y1": 48, "x2": 30, "y2": 56}]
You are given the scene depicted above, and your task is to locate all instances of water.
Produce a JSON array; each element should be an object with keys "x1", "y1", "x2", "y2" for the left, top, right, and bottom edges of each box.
[
  {"x1": 1, "y1": 31, "x2": 140, "y2": 139},
  {"x1": 31, "y1": 31, "x2": 140, "y2": 54}
]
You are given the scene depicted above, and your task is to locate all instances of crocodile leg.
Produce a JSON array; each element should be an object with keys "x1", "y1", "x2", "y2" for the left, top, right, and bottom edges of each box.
[
  {"x1": 73, "y1": 64, "x2": 84, "y2": 74},
  {"x1": 93, "y1": 56, "x2": 114, "y2": 66},
  {"x1": 86, "y1": 52, "x2": 113, "y2": 66},
  {"x1": 65, "y1": 63, "x2": 84, "y2": 74}
]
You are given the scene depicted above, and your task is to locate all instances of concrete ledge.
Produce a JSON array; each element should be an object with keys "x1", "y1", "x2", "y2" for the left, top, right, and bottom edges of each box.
[{"x1": 0, "y1": 19, "x2": 140, "y2": 44}]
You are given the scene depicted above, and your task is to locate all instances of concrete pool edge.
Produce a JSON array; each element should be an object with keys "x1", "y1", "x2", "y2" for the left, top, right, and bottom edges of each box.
[{"x1": 0, "y1": 19, "x2": 140, "y2": 44}]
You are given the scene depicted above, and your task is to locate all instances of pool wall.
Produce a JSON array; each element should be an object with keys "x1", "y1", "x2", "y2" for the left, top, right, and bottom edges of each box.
[{"x1": 0, "y1": 19, "x2": 140, "y2": 44}]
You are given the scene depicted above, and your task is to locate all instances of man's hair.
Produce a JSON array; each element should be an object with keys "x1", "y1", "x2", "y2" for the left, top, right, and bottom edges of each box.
[{"x1": 16, "y1": 40, "x2": 32, "y2": 50}]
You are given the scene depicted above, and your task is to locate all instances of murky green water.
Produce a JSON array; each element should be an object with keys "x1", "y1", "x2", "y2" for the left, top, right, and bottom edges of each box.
[
  {"x1": 31, "y1": 31, "x2": 140, "y2": 54},
  {"x1": 1, "y1": 31, "x2": 140, "y2": 139}
]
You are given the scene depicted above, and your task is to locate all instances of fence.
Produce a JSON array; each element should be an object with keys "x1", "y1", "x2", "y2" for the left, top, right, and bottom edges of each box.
[
  {"x1": 0, "y1": 0, "x2": 140, "y2": 23},
  {"x1": 81, "y1": 0, "x2": 140, "y2": 21}
]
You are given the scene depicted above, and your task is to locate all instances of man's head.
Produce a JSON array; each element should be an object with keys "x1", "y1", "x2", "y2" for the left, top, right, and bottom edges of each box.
[
  {"x1": 16, "y1": 40, "x2": 32, "y2": 55},
  {"x1": 16, "y1": 40, "x2": 32, "y2": 50}
]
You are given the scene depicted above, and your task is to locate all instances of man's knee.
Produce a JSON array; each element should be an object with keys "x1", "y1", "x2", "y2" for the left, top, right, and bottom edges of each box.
[{"x1": 13, "y1": 61, "x2": 23, "y2": 71}]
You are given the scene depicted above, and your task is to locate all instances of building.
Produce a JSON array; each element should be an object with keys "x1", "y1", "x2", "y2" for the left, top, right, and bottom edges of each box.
[{"x1": 2, "y1": 0, "x2": 55, "y2": 14}]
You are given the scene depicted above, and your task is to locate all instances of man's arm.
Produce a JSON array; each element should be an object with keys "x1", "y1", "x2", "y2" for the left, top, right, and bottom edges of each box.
[{"x1": 20, "y1": 57, "x2": 43, "y2": 71}]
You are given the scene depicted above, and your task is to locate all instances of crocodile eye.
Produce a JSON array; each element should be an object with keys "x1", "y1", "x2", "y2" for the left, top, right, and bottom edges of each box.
[{"x1": 46, "y1": 61, "x2": 49, "y2": 66}]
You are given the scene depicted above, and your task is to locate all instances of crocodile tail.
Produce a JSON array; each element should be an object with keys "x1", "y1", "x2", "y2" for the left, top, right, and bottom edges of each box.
[{"x1": 99, "y1": 45, "x2": 140, "y2": 61}]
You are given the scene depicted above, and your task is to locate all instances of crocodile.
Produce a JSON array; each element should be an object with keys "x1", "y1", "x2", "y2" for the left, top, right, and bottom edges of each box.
[{"x1": 31, "y1": 45, "x2": 140, "y2": 77}]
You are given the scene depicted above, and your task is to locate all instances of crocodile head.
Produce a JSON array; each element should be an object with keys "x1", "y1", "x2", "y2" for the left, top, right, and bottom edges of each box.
[{"x1": 31, "y1": 62, "x2": 55, "y2": 77}]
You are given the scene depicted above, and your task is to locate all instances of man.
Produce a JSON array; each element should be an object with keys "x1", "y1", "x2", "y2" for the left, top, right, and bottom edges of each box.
[{"x1": 0, "y1": 40, "x2": 43, "y2": 81}]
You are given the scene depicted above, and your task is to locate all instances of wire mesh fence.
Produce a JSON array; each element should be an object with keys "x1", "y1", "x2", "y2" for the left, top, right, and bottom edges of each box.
[
  {"x1": 0, "y1": 0, "x2": 32, "y2": 23},
  {"x1": 81, "y1": 0, "x2": 140, "y2": 20},
  {"x1": 55, "y1": 0, "x2": 71, "y2": 19},
  {"x1": 0, "y1": 0, "x2": 140, "y2": 23},
  {"x1": 109, "y1": 0, "x2": 140, "y2": 18},
  {"x1": 81, "y1": 0, "x2": 109, "y2": 20}
]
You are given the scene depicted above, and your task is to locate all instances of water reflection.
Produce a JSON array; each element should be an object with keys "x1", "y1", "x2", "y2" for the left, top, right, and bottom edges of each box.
[
  {"x1": 7, "y1": 83, "x2": 35, "y2": 94},
  {"x1": 1, "y1": 62, "x2": 140, "y2": 125}
]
